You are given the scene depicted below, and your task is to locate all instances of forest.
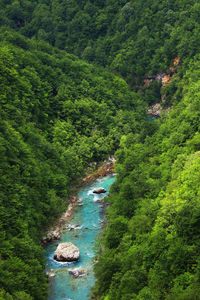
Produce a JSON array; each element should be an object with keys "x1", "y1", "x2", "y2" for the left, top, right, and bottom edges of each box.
[{"x1": 1, "y1": 0, "x2": 200, "y2": 299}]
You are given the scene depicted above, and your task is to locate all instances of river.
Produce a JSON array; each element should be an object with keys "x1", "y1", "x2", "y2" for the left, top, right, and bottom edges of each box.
[{"x1": 45, "y1": 175, "x2": 115, "y2": 300}]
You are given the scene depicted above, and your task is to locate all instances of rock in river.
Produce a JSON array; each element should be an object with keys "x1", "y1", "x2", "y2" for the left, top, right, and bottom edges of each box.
[
  {"x1": 54, "y1": 242, "x2": 79, "y2": 262},
  {"x1": 68, "y1": 267, "x2": 86, "y2": 278},
  {"x1": 93, "y1": 187, "x2": 106, "y2": 194}
]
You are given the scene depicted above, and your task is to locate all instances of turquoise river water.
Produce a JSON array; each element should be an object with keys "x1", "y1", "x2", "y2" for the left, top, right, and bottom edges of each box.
[{"x1": 45, "y1": 175, "x2": 115, "y2": 300}]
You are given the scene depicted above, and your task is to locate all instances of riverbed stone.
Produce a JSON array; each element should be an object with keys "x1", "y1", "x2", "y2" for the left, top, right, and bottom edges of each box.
[
  {"x1": 54, "y1": 242, "x2": 79, "y2": 262},
  {"x1": 68, "y1": 267, "x2": 86, "y2": 278},
  {"x1": 42, "y1": 228, "x2": 61, "y2": 244},
  {"x1": 93, "y1": 187, "x2": 106, "y2": 194}
]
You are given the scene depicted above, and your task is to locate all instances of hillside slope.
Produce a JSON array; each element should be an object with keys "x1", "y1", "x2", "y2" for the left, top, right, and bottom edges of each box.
[
  {"x1": 0, "y1": 29, "x2": 145, "y2": 299},
  {"x1": 1, "y1": 0, "x2": 200, "y2": 85},
  {"x1": 94, "y1": 55, "x2": 200, "y2": 299},
  {"x1": 1, "y1": 1, "x2": 200, "y2": 299}
]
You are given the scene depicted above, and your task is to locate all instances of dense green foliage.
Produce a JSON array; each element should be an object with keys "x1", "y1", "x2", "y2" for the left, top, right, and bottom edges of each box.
[
  {"x1": 2, "y1": 0, "x2": 200, "y2": 84},
  {"x1": 0, "y1": 28, "x2": 144, "y2": 299},
  {"x1": 2, "y1": 0, "x2": 200, "y2": 299},
  {"x1": 93, "y1": 57, "x2": 200, "y2": 299}
]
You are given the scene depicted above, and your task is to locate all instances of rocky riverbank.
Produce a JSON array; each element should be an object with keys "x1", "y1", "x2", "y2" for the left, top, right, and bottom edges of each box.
[
  {"x1": 78, "y1": 158, "x2": 116, "y2": 187},
  {"x1": 42, "y1": 158, "x2": 116, "y2": 245}
]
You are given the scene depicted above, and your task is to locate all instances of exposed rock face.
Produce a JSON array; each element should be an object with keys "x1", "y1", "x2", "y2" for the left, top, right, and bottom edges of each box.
[
  {"x1": 54, "y1": 242, "x2": 79, "y2": 262},
  {"x1": 93, "y1": 187, "x2": 107, "y2": 194},
  {"x1": 148, "y1": 103, "x2": 162, "y2": 118},
  {"x1": 148, "y1": 103, "x2": 171, "y2": 118}
]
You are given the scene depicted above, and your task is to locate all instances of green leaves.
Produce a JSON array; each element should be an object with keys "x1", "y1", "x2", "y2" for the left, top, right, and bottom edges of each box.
[
  {"x1": 94, "y1": 51, "x2": 200, "y2": 299},
  {"x1": 0, "y1": 28, "x2": 144, "y2": 299}
]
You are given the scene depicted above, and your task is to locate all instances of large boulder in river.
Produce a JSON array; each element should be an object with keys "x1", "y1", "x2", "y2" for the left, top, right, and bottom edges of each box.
[
  {"x1": 93, "y1": 187, "x2": 106, "y2": 194},
  {"x1": 54, "y1": 242, "x2": 79, "y2": 262}
]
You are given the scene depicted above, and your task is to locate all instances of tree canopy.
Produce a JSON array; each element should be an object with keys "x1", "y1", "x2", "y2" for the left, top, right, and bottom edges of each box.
[{"x1": 1, "y1": 0, "x2": 200, "y2": 299}]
